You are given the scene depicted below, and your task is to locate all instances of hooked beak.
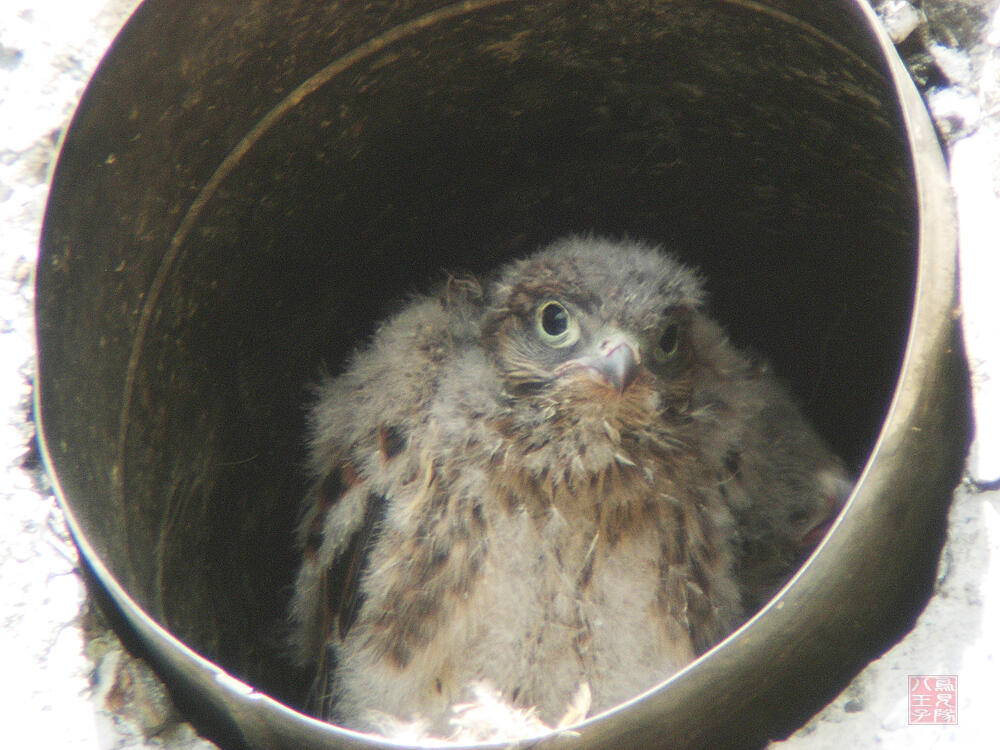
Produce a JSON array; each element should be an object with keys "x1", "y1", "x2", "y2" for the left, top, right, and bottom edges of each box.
[{"x1": 557, "y1": 339, "x2": 641, "y2": 394}]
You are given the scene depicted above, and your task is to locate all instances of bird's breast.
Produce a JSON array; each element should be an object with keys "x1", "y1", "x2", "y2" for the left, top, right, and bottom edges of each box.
[{"x1": 442, "y1": 503, "x2": 695, "y2": 722}]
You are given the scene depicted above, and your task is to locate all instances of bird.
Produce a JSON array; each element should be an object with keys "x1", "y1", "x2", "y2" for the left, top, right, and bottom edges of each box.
[{"x1": 288, "y1": 235, "x2": 851, "y2": 741}]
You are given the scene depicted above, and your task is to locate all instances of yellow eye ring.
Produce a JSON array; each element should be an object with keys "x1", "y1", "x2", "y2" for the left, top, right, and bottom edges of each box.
[
  {"x1": 652, "y1": 321, "x2": 681, "y2": 363},
  {"x1": 535, "y1": 301, "x2": 580, "y2": 348}
]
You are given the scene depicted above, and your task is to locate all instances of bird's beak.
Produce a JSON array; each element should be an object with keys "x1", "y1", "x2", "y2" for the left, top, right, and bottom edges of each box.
[{"x1": 558, "y1": 338, "x2": 641, "y2": 394}]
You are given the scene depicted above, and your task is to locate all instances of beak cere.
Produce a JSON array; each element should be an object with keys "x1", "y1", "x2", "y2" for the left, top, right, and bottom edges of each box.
[{"x1": 561, "y1": 340, "x2": 641, "y2": 394}]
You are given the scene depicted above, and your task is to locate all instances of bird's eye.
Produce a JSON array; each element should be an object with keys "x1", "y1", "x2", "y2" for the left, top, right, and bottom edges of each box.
[
  {"x1": 535, "y1": 301, "x2": 580, "y2": 348},
  {"x1": 540, "y1": 303, "x2": 568, "y2": 335},
  {"x1": 653, "y1": 322, "x2": 681, "y2": 362}
]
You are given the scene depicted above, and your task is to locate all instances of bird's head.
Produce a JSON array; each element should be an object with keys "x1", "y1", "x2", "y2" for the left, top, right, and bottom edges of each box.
[{"x1": 482, "y1": 236, "x2": 709, "y2": 424}]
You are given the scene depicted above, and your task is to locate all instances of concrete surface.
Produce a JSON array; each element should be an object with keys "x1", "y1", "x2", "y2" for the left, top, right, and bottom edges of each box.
[{"x1": 0, "y1": 1, "x2": 996, "y2": 748}]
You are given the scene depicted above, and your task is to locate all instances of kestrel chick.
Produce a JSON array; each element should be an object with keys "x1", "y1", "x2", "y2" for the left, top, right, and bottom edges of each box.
[{"x1": 289, "y1": 236, "x2": 850, "y2": 739}]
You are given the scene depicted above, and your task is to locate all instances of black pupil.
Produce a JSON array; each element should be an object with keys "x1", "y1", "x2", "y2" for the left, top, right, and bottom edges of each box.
[
  {"x1": 541, "y1": 304, "x2": 568, "y2": 336},
  {"x1": 659, "y1": 323, "x2": 679, "y2": 354}
]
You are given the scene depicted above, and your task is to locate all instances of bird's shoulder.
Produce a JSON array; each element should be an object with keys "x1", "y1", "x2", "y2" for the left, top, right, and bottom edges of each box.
[{"x1": 307, "y1": 276, "x2": 491, "y2": 468}]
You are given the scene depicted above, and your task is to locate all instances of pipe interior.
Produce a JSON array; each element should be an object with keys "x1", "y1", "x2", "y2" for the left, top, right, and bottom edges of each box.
[{"x1": 37, "y1": 0, "x2": 915, "y2": 711}]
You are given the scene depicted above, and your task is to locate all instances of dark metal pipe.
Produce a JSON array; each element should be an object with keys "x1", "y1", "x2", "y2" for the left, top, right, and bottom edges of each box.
[{"x1": 35, "y1": 1, "x2": 970, "y2": 747}]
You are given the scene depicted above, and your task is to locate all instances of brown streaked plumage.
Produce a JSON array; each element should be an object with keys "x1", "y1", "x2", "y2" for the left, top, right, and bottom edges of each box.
[{"x1": 289, "y1": 236, "x2": 850, "y2": 740}]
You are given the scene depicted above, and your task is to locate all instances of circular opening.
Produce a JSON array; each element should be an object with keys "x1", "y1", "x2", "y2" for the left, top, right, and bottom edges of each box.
[{"x1": 37, "y1": 0, "x2": 922, "y2": 738}]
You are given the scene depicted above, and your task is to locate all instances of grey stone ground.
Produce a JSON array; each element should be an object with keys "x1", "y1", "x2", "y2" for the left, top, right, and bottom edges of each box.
[
  {"x1": 0, "y1": 1, "x2": 997, "y2": 748},
  {"x1": 1, "y1": 2, "x2": 220, "y2": 747}
]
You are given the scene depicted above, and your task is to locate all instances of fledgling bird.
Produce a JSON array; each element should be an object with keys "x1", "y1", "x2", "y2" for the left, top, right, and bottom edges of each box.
[{"x1": 289, "y1": 236, "x2": 850, "y2": 740}]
